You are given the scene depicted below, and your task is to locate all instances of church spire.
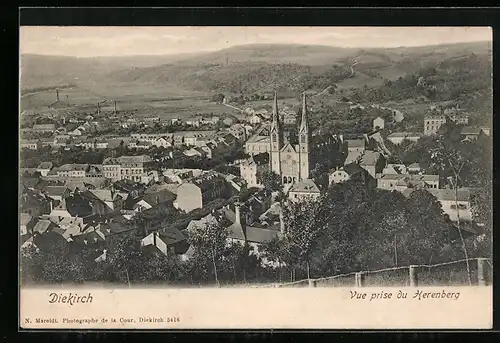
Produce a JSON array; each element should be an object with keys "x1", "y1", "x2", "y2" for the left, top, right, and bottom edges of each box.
[
  {"x1": 299, "y1": 92, "x2": 308, "y2": 133},
  {"x1": 272, "y1": 90, "x2": 279, "y2": 123},
  {"x1": 270, "y1": 90, "x2": 282, "y2": 134}
]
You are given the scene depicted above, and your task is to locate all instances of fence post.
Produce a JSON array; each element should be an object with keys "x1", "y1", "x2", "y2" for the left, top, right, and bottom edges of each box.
[
  {"x1": 355, "y1": 272, "x2": 365, "y2": 287},
  {"x1": 477, "y1": 258, "x2": 488, "y2": 286},
  {"x1": 308, "y1": 279, "x2": 317, "y2": 288},
  {"x1": 409, "y1": 265, "x2": 419, "y2": 287}
]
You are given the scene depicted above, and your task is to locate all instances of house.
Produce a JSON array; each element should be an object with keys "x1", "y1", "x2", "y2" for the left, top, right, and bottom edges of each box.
[
  {"x1": 56, "y1": 164, "x2": 89, "y2": 178},
  {"x1": 358, "y1": 151, "x2": 386, "y2": 178},
  {"x1": 448, "y1": 113, "x2": 469, "y2": 125},
  {"x1": 403, "y1": 188, "x2": 472, "y2": 223},
  {"x1": 240, "y1": 153, "x2": 269, "y2": 188},
  {"x1": 140, "y1": 228, "x2": 189, "y2": 257},
  {"x1": 329, "y1": 163, "x2": 372, "y2": 186},
  {"x1": 20, "y1": 140, "x2": 39, "y2": 150},
  {"x1": 377, "y1": 174, "x2": 439, "y2": 192},
  {"x1": 141, "y1": 184, "x2": 177, "y2": 207},
  {"x1": 153, "y1": 137, "x2": 172, "y2": 148},
  {"x1": 95, "y1": 140, "x2": 109, "y2": 149},
  {"x1": 88, "y1": 189, "x2": 124, "y2": 212},
  {"x1": 424, "y1": 115, "x2": 447, "y2": 135},
  {"x1": 283, "y1": 113, "x2": 296, "y2": 125},
  {"x1": 68, "y1": 128, "x2": 83, "y2": 136},
  {"x1": 245, "y1": 134, "x2": 270, "y2": 156},
  {"x1": 392, "y1": 110, "x2": 404, "y2": 123},
  {"x1": 479, "y1": 126, "x2": 491, "y2": 136},
  {"x1": 20, "y1": 213, "x2": 33, "y2": 236},
  {"x1": 373, "y1": 117, "x2": 385, "y2": 130},
  {"x1": 176, "y1": 172, "x2": 229, "y2": 212},
  {"x1": 32, "y1": 123, "x2": 56, "y2": 132},
  {"x1": 128, "y1": 140, "x2": 154, "y2": 149},
  {"x1": 102, "y1": 155, "x2": 155, "y2": 183},
  {"x1": 407, "y1": 163, "x2": 421, "y2": 174},
  {"x1": 386, "y1": 132, "x2": 423, "y2": 145},
  {"x1": 287, "y1": 179, "x2": 321, "y2": 202},
  {"x1": 36, "y1": 162, "x2": 53, "y2": 176},
  {"x1": 249, "y1": 114, "x2": 265, "y2": 125},
  {"x1": 228, "y1": 124, "x2": 248, "y2": 141},
  {"x1": 163, "y1": 169, "x2": 203, "y2": 184},
  {"x1": 382, "y1": 164, "x2": 408, "y2": 175},
  {"x1": 183, "y1": 148, "x2": 203, "y2": 158},
  {"x1": 224, "y1": 202, "x2": 282, "y2": 267},
  {"x1": 346, "y1": 139, "x2": 366, "y2": 154},
  {"x1": 461, "y1": 127, "x2": 485, "y2": 141},
  {"x1": 20, "y1": 189, "x2": 51, "y2": 217}
]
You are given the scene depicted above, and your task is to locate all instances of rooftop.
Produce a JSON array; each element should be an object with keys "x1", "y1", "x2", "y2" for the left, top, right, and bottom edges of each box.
[
  {"x1": 346, "y1": 139, "x2": 365, "y2": 148},
  {"x1": 58, "y1": 164, "x2": 89, "y2": 172},
  {"x1": 387, "y1": 132, "x2": 423, "y2": 138},
  {"x1": 289, "y1": 179, "x2": 320, "y2": 194},
  {"x1": 117, "y1": 155, "x2": 153, "y2": 164},
  {"x1": 359, "y1": 151, "x2": 382, "y2": 166},
  {"x1": 37, "y1": 162, "x2": 53, "y2": 170},
  {"x1": 461, "y1": 127, "x2": 484, "y2": 135}
]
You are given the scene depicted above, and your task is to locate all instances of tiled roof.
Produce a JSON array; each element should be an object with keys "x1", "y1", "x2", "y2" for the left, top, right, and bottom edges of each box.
[
  {"x1": 346, "y1": 139, "x2": 365, "y2": 148},
  {"x1": 37, "y1": 162, "x2": 53, "y2": 170},
  {"x1": 45, "y1": 186, "x2": 68, "y2": 197},
  {"x1": 461, "y1": 127, "x2": 483, "y2": 135},
  {"x1": 360, "y1": 151, "x2": 381, "y2": 166},
  {"x1": 117, "y1": 155, "x2": 153, "y2": 164},
  {"x1": 33, "y1": 220, "x2": 52, "y2": 234},
  {"x1": 58, "y1": 164, "x2": 89, "y2": 172},
  {"x1": 387, "y1": 132, "x2": 422, "y2": 138},
  {"x1": 289, "y1": 179, "x2": 320, "y2": 193},
  {"x1": 20, "y1": 213, "x2": 32, "y2": 226}
]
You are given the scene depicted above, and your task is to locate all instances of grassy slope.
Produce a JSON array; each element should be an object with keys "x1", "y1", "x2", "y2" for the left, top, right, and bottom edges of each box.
[{"x1": 20, "y1": 41, "x2": 492, "y2": 113}]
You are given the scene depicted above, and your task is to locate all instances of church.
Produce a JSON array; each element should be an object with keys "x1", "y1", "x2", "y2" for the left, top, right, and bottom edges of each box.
[
  {"x1": 270, "y1": 91, "x2": 311, "y2": 184},
  {"x1": 241, "y1": 91, "x2": 345, "y2": 189}
]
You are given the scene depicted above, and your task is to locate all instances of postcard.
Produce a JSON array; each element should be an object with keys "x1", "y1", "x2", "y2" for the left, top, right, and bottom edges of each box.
[{"x1": 19, "y1": 25, "x2": 493, "y2": 329}]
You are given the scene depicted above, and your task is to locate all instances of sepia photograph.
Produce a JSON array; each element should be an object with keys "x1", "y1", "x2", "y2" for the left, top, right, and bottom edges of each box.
[{"x1": 19, "y1": 24, "x2": 493, "y2": 329}]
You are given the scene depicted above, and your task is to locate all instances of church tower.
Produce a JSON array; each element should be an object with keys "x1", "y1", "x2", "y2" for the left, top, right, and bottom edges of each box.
[
  {"x1": 270, "y1": 91, "x2": 283, "y2": 176},
  {"x1": 298, "y1": 92, "x2": 310, "y2": 180}
]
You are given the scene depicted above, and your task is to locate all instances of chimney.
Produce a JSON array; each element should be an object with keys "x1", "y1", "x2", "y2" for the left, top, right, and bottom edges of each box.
[
  {"x1": 114, "y1": 101, "x2": 117, "y2": 115},
  {"x1": 234, "y1": 202, "x2": 241, "y2": 224},
  {"x1": 56, "y1": 88, "x2": 59, "y2": 102}
]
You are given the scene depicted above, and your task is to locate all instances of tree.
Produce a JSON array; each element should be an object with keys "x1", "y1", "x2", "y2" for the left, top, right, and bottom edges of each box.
[
  {"x1": 279, "y1": 197, "x2": 327, "y2": 280},
  {"x1": 429, "y1": 139, "x2": 472, "y2": 285},
  {"x1": 258, "y1": 169, "x2": 281, "y2": 194},
  {"x1": 187, "y1": 222, "x2": 229, "y2": 286}
]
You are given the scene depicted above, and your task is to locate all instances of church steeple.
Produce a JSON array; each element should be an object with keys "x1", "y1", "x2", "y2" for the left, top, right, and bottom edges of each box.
[
  {"x1": 270, "y1": 90, "x2": 283, "y2": 150},
  {"x1": 298, "y1": 92, "x2": 310, "y2": 181},
  {"x1": 270, "y1": 91, "x2": 283, "y2": 176},
  {"x1": 299, "y1": 92, "x2": 309, "y2": 134}
]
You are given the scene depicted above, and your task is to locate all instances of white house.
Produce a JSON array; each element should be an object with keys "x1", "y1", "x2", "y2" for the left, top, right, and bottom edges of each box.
[{"x1": 373, "y1": 117, "x2": 385, "y2": 130}]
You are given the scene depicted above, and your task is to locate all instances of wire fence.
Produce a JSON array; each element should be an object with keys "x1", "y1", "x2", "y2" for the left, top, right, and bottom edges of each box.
[{"x1": 274, "y1": 257, "x2": 492, "y2": 288}]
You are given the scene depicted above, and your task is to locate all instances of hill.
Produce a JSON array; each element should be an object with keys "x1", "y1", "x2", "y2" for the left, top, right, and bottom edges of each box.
[
  {"x1": 20, "y1": 41, "x2": 492, "y2": 98},
  {"x1": 20, "y1": 53, "x2": 198, "y2": 91}
]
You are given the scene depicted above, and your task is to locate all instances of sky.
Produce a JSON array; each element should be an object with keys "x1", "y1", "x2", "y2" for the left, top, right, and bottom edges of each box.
[{"x1": 20, "y1": 26, "x2": 492, "y2": 57}]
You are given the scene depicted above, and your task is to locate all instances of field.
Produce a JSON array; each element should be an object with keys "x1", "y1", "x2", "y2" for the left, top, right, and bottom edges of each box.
[{"x1": 20, "y1": 81, "x2": 244, "y2": 119}]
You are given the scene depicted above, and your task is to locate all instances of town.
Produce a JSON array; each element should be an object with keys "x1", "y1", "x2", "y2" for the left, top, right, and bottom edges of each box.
[
  {"x1": 19, "y1": 84, "x2": 492, "y2": 287},
  {"x1": 19, "y1": 29, "x2": 493, "y2": 287}
]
